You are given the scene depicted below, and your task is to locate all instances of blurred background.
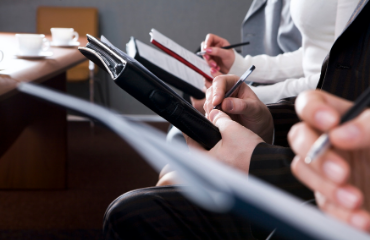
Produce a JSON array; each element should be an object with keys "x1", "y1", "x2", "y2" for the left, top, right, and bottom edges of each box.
[
  {"x1": 0, "y1": 1, "x2": 252, "y2": 239},
  {"x1": 0, "y1": 0, "x2": 252, "y2": 114}
]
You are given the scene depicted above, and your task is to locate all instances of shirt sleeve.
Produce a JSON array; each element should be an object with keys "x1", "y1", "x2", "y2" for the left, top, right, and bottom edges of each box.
[
  {"x1": 250, "y1": 72, "x2": 320, "y2": 104},
  {"x1": 228, "y1": 47, "x2": 304, "y2": 84},
  {"x1": 249, "y1": 100, "x2": 313, "y2": 200}
]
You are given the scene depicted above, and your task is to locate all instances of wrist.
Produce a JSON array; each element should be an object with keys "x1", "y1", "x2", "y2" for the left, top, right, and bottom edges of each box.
[{"x1": 260, "y1": 118, "x2": 274, "y2": 144}]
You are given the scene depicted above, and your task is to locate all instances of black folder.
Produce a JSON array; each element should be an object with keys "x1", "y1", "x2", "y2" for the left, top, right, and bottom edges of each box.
[
  {"x1": 126, "y1": 37, "x2": 205, "y2": 99},
  {"x1": 78, "y1": 35, "x2": 221, "y2": 150}
]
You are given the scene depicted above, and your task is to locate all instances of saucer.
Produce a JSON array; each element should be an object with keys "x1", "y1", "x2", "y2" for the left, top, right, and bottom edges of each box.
[
  {"x1": 15, "y1": 51, "x2": 54, "y2": 59},
  {"x1": 51, "y1": 41, "x2": 80, "y2": 47}
]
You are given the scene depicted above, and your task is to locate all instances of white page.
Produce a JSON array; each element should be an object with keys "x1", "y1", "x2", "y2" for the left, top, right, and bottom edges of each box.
[
  {"x1": 127, "y1": 38, "x2": 204, "y2": 91},
  {"x1": 150, "y1": 29, "x2": 213, "y2": 79}
]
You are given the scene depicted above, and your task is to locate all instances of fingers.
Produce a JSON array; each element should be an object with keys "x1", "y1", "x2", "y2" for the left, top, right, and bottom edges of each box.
[
  {"x1": 289, "y1": 123, "x2": 350, "y2": 184},
  {"x1": 315, "y1": 192, "x2": 370, "y2": 231},
  {"x1": 289, "y1": 122, "x2": 364, "y2": 211},
  {"x1": 295, "y1": 90, "x2": 351, "y2": 132},
  {"x1": 208, "y1": 109, "x2": 233, "y2": 131},
  {"x1": 204, "y1": 78, "x2": 212, "y2": 89},
  {"x1": 204, "y1": 33, "x2": 229, "y2": 49},
  {"x1": 190, "y1": 97, "x2": 206, "y2": 115},
  {"x1": 211, "y1": 75, "x2": 240, "y2": 106},
  {"x1": 156, "y1": 171, "x2": 180, "y2": 186},
  {"x1": 203, "y1": 75, "x2": 237, "y2": 117},
  {"x1": 291, "y1": 156, "x2": 362, "y2": 210},
  {"x1": 220, "y1": 97, "x2": 260, "y2": 116},
  {"x1": 330, "y1": 109, "x2": 370, "y2": 149},
  {"x1": 210, "y1": 68, "x2": 222, "y2": 77},
  {"x1": 184, "y1": 133, "x2": 206, "y2": 152}
]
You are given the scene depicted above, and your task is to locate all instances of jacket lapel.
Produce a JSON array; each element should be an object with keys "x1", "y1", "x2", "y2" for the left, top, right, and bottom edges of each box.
[
  {"x1": 317, "y1": 0, "x2": 368, "y2": 90},
  {"x1": 242, "y1": 0, "x2": 267, "y2": 25}
]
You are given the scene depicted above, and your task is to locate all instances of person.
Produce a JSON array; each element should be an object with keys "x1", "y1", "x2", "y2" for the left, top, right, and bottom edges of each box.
[
  {"x1": 203, "y1": 0, "x2": 359, "y2": 104},
  {"x1": 289, "y1": 89, "x2": 370, "y2": 231},
  {"x1": 166, "y1": 0, "x2": 301, "y2": 145},
  {"x1": 103, "y1": 0, "x2": 370, "y2": 239}
]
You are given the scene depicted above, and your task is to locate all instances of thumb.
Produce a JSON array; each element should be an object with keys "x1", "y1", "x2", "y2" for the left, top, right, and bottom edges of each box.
[{"x1": 209, "y1": 109, "x2": 233, "y2": 131}]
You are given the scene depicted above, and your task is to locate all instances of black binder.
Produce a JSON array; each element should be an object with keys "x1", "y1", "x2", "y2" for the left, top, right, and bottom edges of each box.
[
  {"x1": 78, "y1": 34, "x2": 221, "y2": 150},
  {"x1": 126, "y1": 37, "x2": 205, "y2": 99}
]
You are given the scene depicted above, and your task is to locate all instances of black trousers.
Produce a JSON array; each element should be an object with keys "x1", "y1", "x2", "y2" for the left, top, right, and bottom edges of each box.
[{"x1": 103, "y1": 186, "x2": 281, "y2": 240}]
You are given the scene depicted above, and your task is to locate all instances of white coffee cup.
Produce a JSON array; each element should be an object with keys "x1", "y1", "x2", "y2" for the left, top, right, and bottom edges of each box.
[
  {"x1": 0, "y1": 50, "x2": 3, "y2": 62},
  {"x1": 16, "y1": 34, "x2": 50, "y2": 55},
  {"x1": 51, "y1": 28, "x2": 79, "y2": 45}
]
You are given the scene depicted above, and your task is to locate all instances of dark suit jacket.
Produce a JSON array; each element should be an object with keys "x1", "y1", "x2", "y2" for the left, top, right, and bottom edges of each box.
[{"x1": 250, "y1": 0, "x2": 370, "y2": 200}]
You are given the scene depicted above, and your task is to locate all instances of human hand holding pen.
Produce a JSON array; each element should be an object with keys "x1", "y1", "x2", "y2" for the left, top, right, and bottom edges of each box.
[
  {"x1": 201, "y1": 34, "x2": 236, "y2": 76},
  {"x1": 203, "y1": 74, "x2": 273, "y2": 144},
  {"x1": 288, "y1": 90, "x2": 370, "y2": 231}
]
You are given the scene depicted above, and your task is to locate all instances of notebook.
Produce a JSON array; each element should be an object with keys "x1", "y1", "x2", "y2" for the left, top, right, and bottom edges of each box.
[
  {"x1": 126, "y1": 37, "x2": 205, "y2": 99},
  {"x1": 150, "y1": 29, "x2": 213, "y2": 82},
  {"x1": 79, "y1": 34, "x2": 221, "y2": 150}
]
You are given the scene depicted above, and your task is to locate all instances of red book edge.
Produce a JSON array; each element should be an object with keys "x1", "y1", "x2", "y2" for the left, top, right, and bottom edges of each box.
[{"x1": 151, "y1": 39, "x2": 213, "y2": 82}]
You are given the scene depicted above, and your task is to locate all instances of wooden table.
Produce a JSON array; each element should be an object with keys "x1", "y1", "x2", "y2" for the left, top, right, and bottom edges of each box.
[{"x1": 0, "y1": 32, "x2": 88, "y2": 189}]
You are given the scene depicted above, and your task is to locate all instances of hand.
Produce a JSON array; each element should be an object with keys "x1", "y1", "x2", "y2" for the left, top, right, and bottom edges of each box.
[
  {"x1": 204, "y1": 74, "x2": 273, "y2": 143},
  {"x1": 156, "y1": 164, "x2": 181, "y2": 186},
  {"x1": 186, "y1": 109, "x2": 264, "y2": 173},
  {"x1": 288, "y1": 90, "x2": 370, "y2": 231},
  {"x1": 190, "y1": 79, "x2": 213, "y2": 115},
  {"x1": 201, "y1": 34, "x2": 235, "y2": 76}
]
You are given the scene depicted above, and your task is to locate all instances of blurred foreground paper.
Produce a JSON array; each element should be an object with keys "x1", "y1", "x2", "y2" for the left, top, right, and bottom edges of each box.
[{"x1": 18, "y1": 82, "x2": 370, "y2": 240}]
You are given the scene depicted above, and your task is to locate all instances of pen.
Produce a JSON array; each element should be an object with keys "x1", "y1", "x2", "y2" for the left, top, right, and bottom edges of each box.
[
  {"x1": 196, "y1": 41, "x2": 250, "y2": 56},
  {"x1": 213, "y1": 65, "x2": 255, "y2": 110},
  {"x1": 305, "y1": 86, "x2": 370, "y2": 164}
]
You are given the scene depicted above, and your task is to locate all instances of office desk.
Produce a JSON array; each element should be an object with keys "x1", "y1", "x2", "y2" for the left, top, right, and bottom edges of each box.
[{"x1": 0, "y1": 33, "x2": 87, "y2": 189}]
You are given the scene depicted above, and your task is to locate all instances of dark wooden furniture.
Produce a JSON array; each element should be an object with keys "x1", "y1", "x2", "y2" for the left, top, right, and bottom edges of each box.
[{"x1": 0, "y1": 32, "x2": 87, "y2": 189}]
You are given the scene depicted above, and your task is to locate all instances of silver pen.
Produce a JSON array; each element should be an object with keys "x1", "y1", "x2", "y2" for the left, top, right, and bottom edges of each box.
[
  {"x1": 213, "y1": 65, "x2": 255, "y2": 110},
  {"x1": 305, "y1": 86, "x2": 370, "y2": 164}
]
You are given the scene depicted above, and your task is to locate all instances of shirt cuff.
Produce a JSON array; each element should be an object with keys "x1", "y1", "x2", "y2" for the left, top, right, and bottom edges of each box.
[{"x1": 228, "y1": 50, "x2": 250, "y2": 76}]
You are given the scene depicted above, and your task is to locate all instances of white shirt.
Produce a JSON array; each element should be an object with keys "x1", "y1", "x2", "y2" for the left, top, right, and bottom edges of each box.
[{"x1": 229, "y1": 0, "x2": 359, "y2": 104}]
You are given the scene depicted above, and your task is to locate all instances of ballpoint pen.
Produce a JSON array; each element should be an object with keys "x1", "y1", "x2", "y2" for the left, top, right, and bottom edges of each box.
[
  {"x1": 213, "y1": 65, "x2": 255, "y2": 110},
  {"x1": 196, "y1": 41, "x2": 250, "y2": 56},
  {"x1": 305, "y1": 86, "x2": 370, "y2": 164}
]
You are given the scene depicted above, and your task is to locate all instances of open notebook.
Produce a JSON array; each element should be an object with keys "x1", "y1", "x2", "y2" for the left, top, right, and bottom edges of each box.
[
  {"x1": 18, "y1": 82, "x2": 370, "y2": 240},
  {"x1": 126, "y1": 37, "x2": 205, "y2": 99},
  {"x1": 150, "y1": 29, "x2": 213, "y2": 82}
]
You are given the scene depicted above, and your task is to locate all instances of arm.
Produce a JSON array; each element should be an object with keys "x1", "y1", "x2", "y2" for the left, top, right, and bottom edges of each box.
[
  {"x1": 249, "y1": 97, "x2": 313, "y2": 200},
  {"x1": 250, "y1": 143, "x2": 313, "y2": 201},
  {"x1": 250, "y1": 72, "x2": 320, "y2": 104},
  {"x1": 202, "y1": 74, "x2": 312, "y2": 199},
  {"x1": 201, "y1": 34, "x2": 304, "y2": 84},
  {"x1": 229, "y1": 47, "x2": 304, "y2": 83}
]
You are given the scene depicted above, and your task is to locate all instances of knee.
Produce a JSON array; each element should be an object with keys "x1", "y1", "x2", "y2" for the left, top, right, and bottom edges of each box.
[
  {"x1": 102, "y1": 186, "x2": 176, "y2": 239},
  {"x1": 103, "y1": 189, "x2": 148, "y2": 239}
]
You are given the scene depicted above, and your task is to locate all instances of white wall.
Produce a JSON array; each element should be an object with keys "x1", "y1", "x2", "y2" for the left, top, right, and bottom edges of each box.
[{"x1": 0, "y1": 0, "x2": 252, "y2": 114}]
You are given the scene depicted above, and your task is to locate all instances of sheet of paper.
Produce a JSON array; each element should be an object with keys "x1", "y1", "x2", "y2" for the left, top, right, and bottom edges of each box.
[
  {"x1": 150, "y1": 29, "x2": 213, "y2": 79},
  {"x1": 127, "y1": 38, "x2": 204, "y2": 91}
]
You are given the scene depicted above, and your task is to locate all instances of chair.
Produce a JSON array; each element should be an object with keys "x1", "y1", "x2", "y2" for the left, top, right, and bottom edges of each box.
[{"x1": 37, "y1": 7, "x2": 98, "y2": 103}]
